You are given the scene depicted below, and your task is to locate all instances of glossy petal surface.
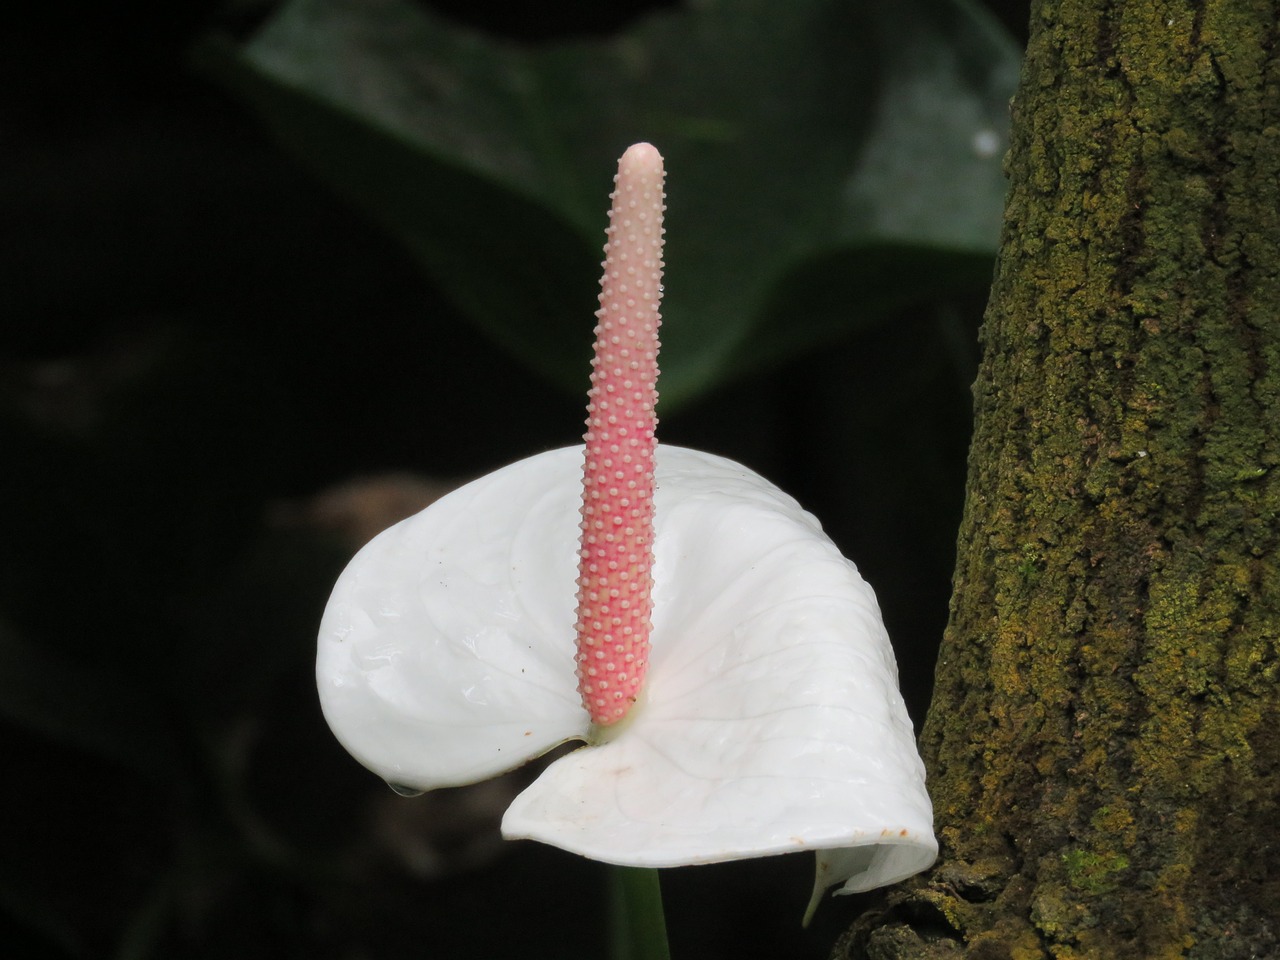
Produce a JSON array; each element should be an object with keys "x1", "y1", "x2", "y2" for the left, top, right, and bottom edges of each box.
[
  {"x1": 317, "y1": 444, "x2": 936, "y2": 893},
  {"x1": 317, "y1": 450, "x2": 588, "y2": 790}
]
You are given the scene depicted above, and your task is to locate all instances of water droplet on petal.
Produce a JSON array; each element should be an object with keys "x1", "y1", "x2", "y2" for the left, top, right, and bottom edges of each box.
[{"x1": 386, "y1": 781, "x2": 425, "y2": 798}]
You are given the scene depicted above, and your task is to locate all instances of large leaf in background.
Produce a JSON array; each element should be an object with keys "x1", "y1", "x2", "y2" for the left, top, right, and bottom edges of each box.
[{"x1": 200, "y1": 0, "x2": 1019, "y2": 409}]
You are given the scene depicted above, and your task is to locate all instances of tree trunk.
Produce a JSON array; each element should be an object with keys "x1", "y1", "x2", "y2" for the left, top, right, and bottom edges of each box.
[{"x1": 838, "y1": 1, "x2": 1280, "y2": 957}]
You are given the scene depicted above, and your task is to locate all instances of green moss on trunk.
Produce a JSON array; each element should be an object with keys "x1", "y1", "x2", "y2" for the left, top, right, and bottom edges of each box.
[{"x1": 838, "y1": 1, "x2": 1280, "y2": 957}]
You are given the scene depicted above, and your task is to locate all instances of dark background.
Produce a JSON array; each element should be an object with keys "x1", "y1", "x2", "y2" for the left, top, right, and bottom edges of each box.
[{"x1": 3, "y1": 2, "x2": 1030, "y2": 957}]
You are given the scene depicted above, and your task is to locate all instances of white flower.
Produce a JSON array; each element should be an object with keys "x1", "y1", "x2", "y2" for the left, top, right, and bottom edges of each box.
[
  {"x1": 318, "y1": 141, "x2": 934, "y2": 919},
  {"x1": 317, "y1": 443, "x2": 936, "y2": 914}
]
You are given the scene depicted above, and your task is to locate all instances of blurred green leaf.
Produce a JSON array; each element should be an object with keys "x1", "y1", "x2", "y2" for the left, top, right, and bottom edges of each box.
[{"x1": 199, "y1": 0, "x2": 1018, "y2": 408}]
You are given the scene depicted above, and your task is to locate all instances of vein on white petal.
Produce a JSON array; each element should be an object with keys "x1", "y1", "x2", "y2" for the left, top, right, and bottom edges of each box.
[{"x1": 619, "y1": 725, "x2": 874, "y2": 789}]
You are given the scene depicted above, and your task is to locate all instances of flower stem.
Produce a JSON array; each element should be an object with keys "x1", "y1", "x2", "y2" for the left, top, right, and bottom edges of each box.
[{"x1": 608, "y1": 866, "x2": 671, "y2": 960}]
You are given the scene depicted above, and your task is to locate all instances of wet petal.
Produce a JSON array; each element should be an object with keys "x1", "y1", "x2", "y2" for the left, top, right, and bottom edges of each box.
[{"x1": 317, "y1": 449, "x2": 588, "y2": 790}]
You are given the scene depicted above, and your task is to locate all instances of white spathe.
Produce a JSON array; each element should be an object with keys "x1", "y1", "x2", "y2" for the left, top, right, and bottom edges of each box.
[{"x1": 317, "y1": 445, "x2": 936, "y2": 904}]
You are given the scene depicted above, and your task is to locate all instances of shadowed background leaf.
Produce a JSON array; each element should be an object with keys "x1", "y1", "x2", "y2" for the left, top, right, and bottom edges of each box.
[{"x1": 198, "y1": 0, "x2": 1018, "y2": 407}]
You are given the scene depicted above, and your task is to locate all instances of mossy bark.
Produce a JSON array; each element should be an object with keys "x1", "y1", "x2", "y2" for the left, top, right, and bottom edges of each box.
[{"x1": 837, "y1": 1, "x2": 1280, "y2": 957}]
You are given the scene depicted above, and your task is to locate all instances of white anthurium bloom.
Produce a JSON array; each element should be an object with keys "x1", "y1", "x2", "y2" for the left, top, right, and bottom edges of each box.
[
  {"x1": 318, "y1": 444, "x2": 936, "y2": 914},
  {"x1": 317, "y1": 142, "x2": 936, "y2": 920}
]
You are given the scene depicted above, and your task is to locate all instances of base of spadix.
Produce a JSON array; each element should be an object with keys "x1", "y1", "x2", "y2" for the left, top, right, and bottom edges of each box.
[{"x1": 586, "y1": 688, "x2": 648, "y2": 745}]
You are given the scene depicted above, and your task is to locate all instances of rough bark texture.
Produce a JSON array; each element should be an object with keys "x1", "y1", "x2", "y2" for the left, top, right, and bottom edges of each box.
[{"x1": 837, "y1": 1, "x2": 1280, "y2": 957}]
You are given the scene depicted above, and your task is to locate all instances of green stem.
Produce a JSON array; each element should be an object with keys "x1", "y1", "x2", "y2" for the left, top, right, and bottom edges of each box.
[{"x1": 608, "y1": 866, "x2": 671, "y2": 960}]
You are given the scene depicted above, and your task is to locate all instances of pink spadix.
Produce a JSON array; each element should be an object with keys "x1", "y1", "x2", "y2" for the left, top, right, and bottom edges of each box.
[{"x1": 574, "y1": 143, "x2": 665, "y2": 726}]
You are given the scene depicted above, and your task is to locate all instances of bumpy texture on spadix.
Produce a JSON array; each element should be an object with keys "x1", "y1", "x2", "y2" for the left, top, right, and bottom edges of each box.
[{"x1": 575, "y1": 142, "x2": 664, "y2": 725}]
